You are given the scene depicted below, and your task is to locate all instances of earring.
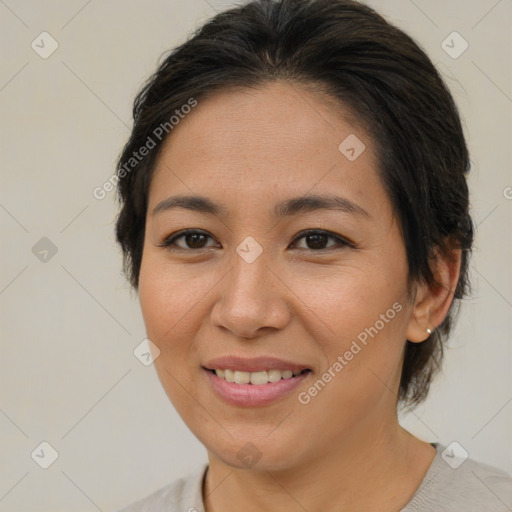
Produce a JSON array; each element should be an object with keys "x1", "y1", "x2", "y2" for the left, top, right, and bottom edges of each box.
[{"x1": 426, "y1": 328, "x2": 432, "y2": 335}]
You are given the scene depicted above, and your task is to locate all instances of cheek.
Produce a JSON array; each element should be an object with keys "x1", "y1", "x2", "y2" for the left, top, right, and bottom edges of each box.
[
  {"x1": 290, "y1": 250, "x2": 410, "y2": 403},
  {"x1": 138, "y1": 257, "x2": 206, "y2": 412},
  {"x1": 294, "y1": 256, "x2": 409, "y2": 346},
  {"x1": 140, "y1": 269, "x2": 193, "y2": 344},
  {"x1": 294, "y1": 280, "x2": 408, "y2": 433},
  {"x1": 138, "y1": 252, "x2": 222, "y2": 374},
  {"x1": 139, "y1": 248, "x2": 207, "y2": 332}
]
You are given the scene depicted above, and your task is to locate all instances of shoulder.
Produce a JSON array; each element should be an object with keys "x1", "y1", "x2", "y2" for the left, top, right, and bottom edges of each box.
[
  {"x1": 403, "y1": 444, "x2": 512, "y2": 511},
  {"x1": 444, "y1": 456, "x2": 512, "y2": 510},
  {"x1": 113, "y1": 464, "x2": 208, "y2": 512}
]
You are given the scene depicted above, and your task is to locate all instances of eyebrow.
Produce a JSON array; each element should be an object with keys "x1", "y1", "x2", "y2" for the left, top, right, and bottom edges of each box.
[{"x1": 152, "y1": 193, "x2": 370, "y2": 219}]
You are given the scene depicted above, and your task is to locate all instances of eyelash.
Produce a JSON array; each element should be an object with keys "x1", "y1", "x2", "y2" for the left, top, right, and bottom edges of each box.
[{"x1": 158, "y1": 229, "x2": 355, "y2": 252}]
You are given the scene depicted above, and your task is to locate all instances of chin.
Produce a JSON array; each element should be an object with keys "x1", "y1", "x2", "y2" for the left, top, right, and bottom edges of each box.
[{"x1": 200, "y1": 432, "x2": 304, "y2": 472}]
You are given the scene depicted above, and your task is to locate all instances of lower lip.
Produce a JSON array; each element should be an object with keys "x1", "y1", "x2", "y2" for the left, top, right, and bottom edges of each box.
[{"x1": 203, "y1": 368, "x2": 311, "y2": 407}]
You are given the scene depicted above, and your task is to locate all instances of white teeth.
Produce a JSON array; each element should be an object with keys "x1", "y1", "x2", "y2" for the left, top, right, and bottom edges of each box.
[
  {"x1": 234, "y1": 370, "x2": 250, "y2": 384},
  {"x1": 214, "y1": 368, "x2": 306, "y2": 384},
  {"x1": 267, "y1": 369, "x2": 282, "y2": 383},
  {"x1": 250, "y1": 371, "x2": 268, "y2": 385}
]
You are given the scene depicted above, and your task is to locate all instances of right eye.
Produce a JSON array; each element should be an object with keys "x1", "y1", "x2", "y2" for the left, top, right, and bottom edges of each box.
[{"x1": 159, "y1": 229, "x2": 218, "y2": 250}]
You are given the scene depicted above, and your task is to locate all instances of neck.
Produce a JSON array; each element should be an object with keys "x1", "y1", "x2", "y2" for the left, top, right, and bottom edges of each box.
[{"x1": 203, "y1": 419, "x2": 436, "y2": 512}]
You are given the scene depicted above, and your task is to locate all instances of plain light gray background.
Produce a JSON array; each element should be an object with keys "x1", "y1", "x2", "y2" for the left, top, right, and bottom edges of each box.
[{"x1": 0, "y1": 0, "x2": 511, "y2": 510}]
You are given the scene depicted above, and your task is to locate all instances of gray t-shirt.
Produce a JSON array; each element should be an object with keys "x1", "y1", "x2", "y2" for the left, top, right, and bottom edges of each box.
[{"x1": 114, "y1": 443, "x2": 512, "y2": 511}]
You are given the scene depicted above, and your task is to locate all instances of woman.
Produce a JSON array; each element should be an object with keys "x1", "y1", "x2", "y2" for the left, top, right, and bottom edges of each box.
[{"x1": 113, "y1": 0, "x2": 512, "y2": 510}]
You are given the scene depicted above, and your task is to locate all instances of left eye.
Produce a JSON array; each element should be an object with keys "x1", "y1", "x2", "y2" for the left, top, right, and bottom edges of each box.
[
  {"x1": 160, "y1": 229, "x2": 352, "y2": 252},
  {"x1": 160, "y1": 230, "x2": 217, "y2": 250},
  {"x1": 290, "y1": 230, "x2": 351, "y2": 251}
]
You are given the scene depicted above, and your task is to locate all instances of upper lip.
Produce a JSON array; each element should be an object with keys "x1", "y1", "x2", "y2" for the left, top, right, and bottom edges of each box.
[{"x1": 203, "y1": 356, "x2": 311, "y2": 373}]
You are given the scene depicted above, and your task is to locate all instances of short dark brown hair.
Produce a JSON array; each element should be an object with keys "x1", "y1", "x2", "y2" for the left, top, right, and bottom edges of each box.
[{"x1": 115, "y1": 0, "x2": 473, "y2": 407}]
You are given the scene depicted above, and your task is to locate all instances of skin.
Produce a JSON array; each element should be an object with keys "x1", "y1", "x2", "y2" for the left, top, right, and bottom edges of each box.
[{"x1": 138, "y1": 80, "x2": 461, "y2": 511}]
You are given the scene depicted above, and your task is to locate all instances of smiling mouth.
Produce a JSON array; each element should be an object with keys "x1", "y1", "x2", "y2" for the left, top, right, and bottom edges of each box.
[{"x1": 207, "y1": 368, "x2": 311, "y2": 385}]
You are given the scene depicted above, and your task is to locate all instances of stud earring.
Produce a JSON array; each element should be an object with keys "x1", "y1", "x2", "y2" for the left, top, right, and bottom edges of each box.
[{"x1": 426, "y1": 328, "x2": 432, "y2": 335}]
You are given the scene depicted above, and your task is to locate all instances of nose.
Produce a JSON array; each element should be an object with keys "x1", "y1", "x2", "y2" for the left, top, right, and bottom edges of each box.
[{"x1": 210, "y1": 247, "x2": 292, "y2": 339}]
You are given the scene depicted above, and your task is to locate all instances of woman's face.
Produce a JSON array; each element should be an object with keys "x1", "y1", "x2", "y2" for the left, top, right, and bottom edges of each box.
[{"x1": 139, "y1": 81, "x2": 420, "y2": 470}]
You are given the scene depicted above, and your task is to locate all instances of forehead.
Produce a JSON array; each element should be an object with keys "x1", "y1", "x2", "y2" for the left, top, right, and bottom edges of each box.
[
  {"x1": 158, "y1": 80, "x2": 364, "y2": 162},
  {"x1": 148, "y1": 80, "x2": 389, "y2": 219}
]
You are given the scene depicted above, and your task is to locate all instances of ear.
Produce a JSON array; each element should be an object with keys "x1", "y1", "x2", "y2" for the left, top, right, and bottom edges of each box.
[{"x1": 406, "y1": 245, "x2": 462, "y2": 342}]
